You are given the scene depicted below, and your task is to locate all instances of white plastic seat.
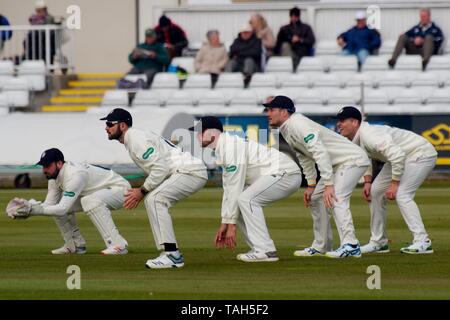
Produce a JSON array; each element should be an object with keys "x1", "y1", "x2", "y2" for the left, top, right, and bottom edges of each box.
[
  {"x1": 171, "y1": 57, "x2": 195, "y2": 74},
  {"x1": 426, "y1": 55, "x2": 450, "y2": 74},
  {"x1": 151, "y1": 73, "x2": 179, "y2": 90},
  {"x1": 101, "y1": 90, "x2": 128, "y2": 107},
  {"x1": 293, "y1": 88, "x2": 326, "y2": 106},
  {"x1": 265, "y1": 57, "x2": 293, "y2": 73},
  {"x1": 362, "y1": 55, "x2": 389, "y2": 72},
  {"x1": 377, "y1": 71, "x2": 411, "y2": 88},
  {"x1": 280, "y1": 73, "x2": 312, "y2": 88},
  {"x1": 362, "y1": 88, "x2": 391, "y2": 107},
  {"x1": 229, "y1": 89, "x2": 259, "y2": 107},
  {"x1": 17, "y1": 60, "x2": 46, "y2": 91},
  {"x1": 327, "y1": 88, "x2": 360, "y2": 106},
  {"x1": 346, "y1": 72, "x2": 374, "y2": 87},
  {"x1": 395, "y1": 55, "x2": 422, "y2": 71},
  {"x1": 183, "y1": 74, "x2": 212, "y2": 89},
  {"x1": 328, "y1": 56, "x2": 358, "y2": 73},
  {"x1": 197, "y1": 90, "x2": 227, "y2": 106},
  {"x1": 378, "y1": 39, "x2": 397, "y2": 55},
  {"x1": 165, "y1": 90, "x2": 195, "y2": 107},
  {"x1": 0, "y1": 60, "x2": 14, "y2": 84},
  {"x1": 311, "y1": 72, "x2": 347, "y2": 88},
  {"x1": 315, "y1": 40, "x2": 341, "y2": 55},
  {"x1": 214, "y1": 73, "x2": 244, "y2": 89},
  {"x1": 393, "y1": 88, "x2": 423, "y2": 105},
  {"x1": 2, "y1": 77, "x2": 29, "y2": 108},
  {"x1": 411, "y1": 71, "x2": 441, "y2": 87},
  {"x1": 0, "y1": 93, "x2": 8, "y2": 109},
  {"x1": 297, "y1": 57, "x2": 326, "y2": 73},
  {"x1": 248, "y1": 73, "x2": 278, "y2": 88},
  {"x1": 425, "y1": 87, "x2": 450, "y2": 105},
  {"x1": 132, "y1": 90, "x2": 163, "y2": 107}
]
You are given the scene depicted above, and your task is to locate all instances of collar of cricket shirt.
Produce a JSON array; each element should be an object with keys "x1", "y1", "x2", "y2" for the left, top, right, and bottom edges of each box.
[
  {"x1": 352, "y1": 121, "x2": 368, "y2": 145},
  {"x1": 123, "y1": 127, "x2": 135, "y2": 150}
]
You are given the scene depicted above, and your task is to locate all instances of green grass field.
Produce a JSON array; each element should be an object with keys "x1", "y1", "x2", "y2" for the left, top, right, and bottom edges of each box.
[{"x1": 0, "y1": 187, "x2": 449, "y2": 300}]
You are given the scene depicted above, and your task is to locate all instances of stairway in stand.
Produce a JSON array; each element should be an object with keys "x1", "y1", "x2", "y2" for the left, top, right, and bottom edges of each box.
[{"x1": 41, "y1": 73, "x2": 122, "y2": 112}]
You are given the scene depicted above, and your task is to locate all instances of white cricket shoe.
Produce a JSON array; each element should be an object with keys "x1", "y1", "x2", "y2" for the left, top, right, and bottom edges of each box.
[
  {"x1": 51, "y1": 244, "x2": 86, "y2": 255},
  {"x1": 325, "y1": 243, "x2": 361, "y2": 259},
  {"x1": 360, "y1": 243, "x2": 390, "y2": 254},
  {"x1": 145, "y1": 251, "x2": 184, "y2": 269},
  {"x1": 401, "y1": 241, "x2": 433, "y2": 254},
  {"x1": 293, "y1": 247, "x2": 324, "y2": 257},
  {"x1": 101, "y1": 245, "x2": 128, "y2": 255},
  {"x1": 237, "y1": 251, "x2": 279, "y2": 262}
]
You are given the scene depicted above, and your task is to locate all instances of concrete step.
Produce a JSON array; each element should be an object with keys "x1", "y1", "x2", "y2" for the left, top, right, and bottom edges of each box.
[
  {"x1": 59, "y1": 89, "x2": 108, "y2": 96},
  {"x1": 50, "y1": 96, "x2": 103, "y2": 104},
  {"x1": 77, "y1": 73, "x2": 123, "y2": 80},
  {"x1": 68, "y1": 80, "x2": 116, "y2": 88},
  {"x1": 41, "y1": 105, "x2": 99, "y2": 112}
]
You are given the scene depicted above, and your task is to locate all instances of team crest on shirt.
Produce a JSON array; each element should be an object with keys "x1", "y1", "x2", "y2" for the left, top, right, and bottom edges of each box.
[
  {"x1": 142, "y1": 147, "x2": 155, "y2": 159},
  {"x1": 63, "y1": 191, "x2": 75, "y2": 197},
  {"x1": 225, "y1": 165, "x2": 237, "y2": 172},
  {"x1": 304, "y1": 134, "x2": 315, "y2": 143}
]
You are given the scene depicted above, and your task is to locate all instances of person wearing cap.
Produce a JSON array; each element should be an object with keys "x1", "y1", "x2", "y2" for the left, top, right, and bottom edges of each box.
[
  {"x1": 337, "y1": 10, "x2": 381, "y2": 66},
  {"x1": 274, "y1": 7, "x2": 316, "y2": 71},
  {"x1": 190, "y1": 116, "x2": 302, "y2": 262},
  {"x1": 100, "y1": 108, "x2": 207, "y2": 269},
  {"x1": 225, "y1": 23, "x2": 263, "y2": 83},
  {"x1": 155, "y1": 15, "x2": 188, "y2": 58},
  {"x1": 388, "y1": 8, "x2": 443, "y2": 70},
  {"x1": 264, "y1": 96, "x2": 370, "y2": 259},
  {"x1": 29, "y1": 0, "x2": 55, "y2": 25},
  {"x1": 8, "y1": 148, "x2": 130, "y2": 255},
  {"x1": 336, "y1": 106, "x2": 437, "y2": 254},
  {"x1": 128, "y1": 28, "x2": 170, "y2": 88}
]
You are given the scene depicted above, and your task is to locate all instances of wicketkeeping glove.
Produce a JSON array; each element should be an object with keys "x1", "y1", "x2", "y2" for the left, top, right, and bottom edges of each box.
[{"x1": 5, "y1": 197, "x2": 31, "y2": 219}]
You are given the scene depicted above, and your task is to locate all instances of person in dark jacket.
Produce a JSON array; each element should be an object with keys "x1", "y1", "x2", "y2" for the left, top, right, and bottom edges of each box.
[
  {"x1": 128, "y1": 28, "x2": 170, "y2": 87},
  {"x1": 155, "y1": 15, "x2": 188, "y2": 59},
  {"x1": 0, "y1": 14, "x2": 12, "y2": 51},
  {"x1": 389, "y1": 8, "x2": 444, "y2": 70},
  {"x1": 337, "y1": 11, "x2": 381, "y2": 66},
  {"x1": 274, "y1": 7, "x2": 315, "y2": 71},
  {"x1": 225, "y1": 24, "x2": 263, "y2": 83}
]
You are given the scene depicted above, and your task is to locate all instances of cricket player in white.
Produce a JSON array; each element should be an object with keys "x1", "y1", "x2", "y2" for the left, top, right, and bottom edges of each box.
[
  {"x1": 336, "y1": 106, "x2": 437, "y2": 254},
  {"x1": 191, "y1": 116, "x2": 302, "y2": 262},
  {"x1": 7, "y1": 148, "x2": 130, "y2": 255},
  {"x1": 264, "y1": 96, "x2": 370, "y2": 258},
  {"x1": 101, "y1": 108, "x2": 208, "y2": 269}
]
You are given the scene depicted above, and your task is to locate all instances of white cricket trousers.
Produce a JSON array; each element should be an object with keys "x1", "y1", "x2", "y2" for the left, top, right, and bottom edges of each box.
[
  {"x1": 310, "y1": 164, "x2": 367, "y2": 252},
  {"x1": 144, "y1": 173, "x2": 207, "y2": 250},
  {"x1": 237, "y1": 173, "x2": 302, "y2": 253},
  {"x1": 369, "y1": 155, "x2": 436, "y2": 246}
]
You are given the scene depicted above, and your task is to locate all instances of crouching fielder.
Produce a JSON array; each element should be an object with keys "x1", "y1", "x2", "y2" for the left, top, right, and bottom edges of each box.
[
  {"x1": 336, "y1": 106, "x2": 437, "y2": 254},
  {"x1": 191, "y1": 116, "x2": 302, "y2": 262},
  {"x1": 6, "y1": 148, "x2": 129, "y2": 255},
  {"x1": 101, "y1": 108, "x2": 208, "y2": 269}
]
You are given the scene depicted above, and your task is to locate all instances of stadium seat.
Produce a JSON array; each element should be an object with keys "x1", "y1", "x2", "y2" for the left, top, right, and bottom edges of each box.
[
  {"x1": 248, "y1": 73, "x2": 278, "y2": 88},
  {"x1": 297, "y1": 57, "x2": 326, "y2": 73},
  {"x1": 0, "y1": 60, "x2": 14, "y2": 84},
  {"x1": 197, "y1": 90, "x2": 227, "y2": 107},
  {"x1": 265, "y1": 57, "x2": 293, "y2": 73},
  {"x1": 392, "y1": 88, "x2": 424, "y2": 105},
  {"x1": 229, "y1": 89, "x2": 259, "y2": 107},
  {"x1": 279, "y1": 73, "x2": 312, "y2": 89},
  {"x1": 346, "y1": 72, "x2": 374, "y2": 88},
  {"x1": 311, "y1": 72, "x2": 347, "y2": 88},
  {"x1": 362, "y1": 88, "x2": 391, "y2": 108},
  {"x1": 314, "y1": 40, "x2": 341, "y2": 55},
  {"x1": 132, "y1": 90, "x2": 163, "y2": 107},
  {"x1": 0, "y1": 93, "x2": 8, "y2": 110},
  {"x1": 327, "y1": 88, "x2": 360, "y2": 106},
  {"x1": 214, "y1": 73, "x2": 244, "y2": 89},
  {"x1": 378, "y1": 71, "x2": 411, "y2": 88},
  {"x1": 151, "y1": 73, "x2": 180, "y2": 90},
  {"x1": 426, "y1": 55, "x2": 450, "y2": 74},
  {"x1": 378, "y1": 39, "x2": 397, "y2": 55},
  {"x1": 411, "y1": 71, "x2": 441, "y2": 87},
  {"x1": 165, "y1": 90, "x2": 195, "y2": 107},
  {"x1": 2, "y1": 77, "x2": 29, "y2": 108},
  {"x1": 362, "y1": 55, "x2": 389, "y2": 73},
  {"x1": 171, "y1": 57, "x2": 195, "y2": 74},
  {"x1": 293, "y1": 88, "x2": 326, "y2": 106},
  {"x1": 101, "y1": 90, "x2": 128, "y2": 107},
  {"x1": 425, "y1": 87, "x2": 450, "y2": 106},
  {"x1": 17, "y1": 60, "x2": 47, "y2": 91},
  {"x1": 395, "y1": 55, "x2": 422, "y2": 71},
  {"x1": 328, "y1": 56, "x2": 358, "y2": 73},
  {"x1": 183, "y1": 74, "x2": 212, "y2": 89}
]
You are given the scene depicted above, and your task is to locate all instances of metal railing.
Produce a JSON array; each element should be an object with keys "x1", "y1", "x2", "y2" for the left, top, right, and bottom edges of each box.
[{"x1": 0, "y1": 25, "x2": 75, "y2": 72}]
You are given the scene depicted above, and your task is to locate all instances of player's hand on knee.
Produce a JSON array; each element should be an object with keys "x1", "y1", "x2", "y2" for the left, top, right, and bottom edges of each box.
[
  {"x1": 303, "y1": 187, "x2": 315, "y2": 208},
  {"x1": 124, "y1": 188, "x2": 144, "y2": 209},
  {"x1": 323, "y1": 185, "x2": 336, "y2": 209},
  {"x1": 363, "y1": 182, "x2": 372, "y2": 202},
  {"x1": 385, "y1": 181, "x2": 399, "y2": 201}
]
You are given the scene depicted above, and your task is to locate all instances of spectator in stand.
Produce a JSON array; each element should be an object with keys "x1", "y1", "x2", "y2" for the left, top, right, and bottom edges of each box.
[
  {"x1": 128, "y1": 28, "x2": 170, "y2": 88},
  {"x1": 225, "y1": 23, "x2": 263, "y2": 84},
  {"x1": 388, "y1": 8, "x2": 444, "y2": 70},
  {"x1": 155, "y1": 15, "x2": 188, "y2": 59},
  {"x1": 274, "y1": 7, "x2": 315, "y2": 71},
  {"x1": 25, "y1": 0, "x2": 57, "y2": 63},
  {"x1": 0, "y1": 13, "x2": 12, "y2": 52},
  {"x1": 337, "y1": 11, "x2": 381, "y2": 66},
  {"x1": 194, "y1": 30, "x2": 228, "y2": 85},
  {"x1": 249, "y1": 13, "x2": 276, "y2": 58}
]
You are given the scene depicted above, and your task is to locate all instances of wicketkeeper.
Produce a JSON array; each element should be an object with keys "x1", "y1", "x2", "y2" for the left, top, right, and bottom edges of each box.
[
  {"x1": 6, "y1": 148, "x2": 130, "y2": 255},
  {"x1": 191, "y1": 116, "x2": 302, "y2": 262},
  {"x1": 336, "y1": 106, "x2": 437, "y2": 254},
  {"x1": 101, "y1": 108, "x2": 208, "y2": 269}
]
